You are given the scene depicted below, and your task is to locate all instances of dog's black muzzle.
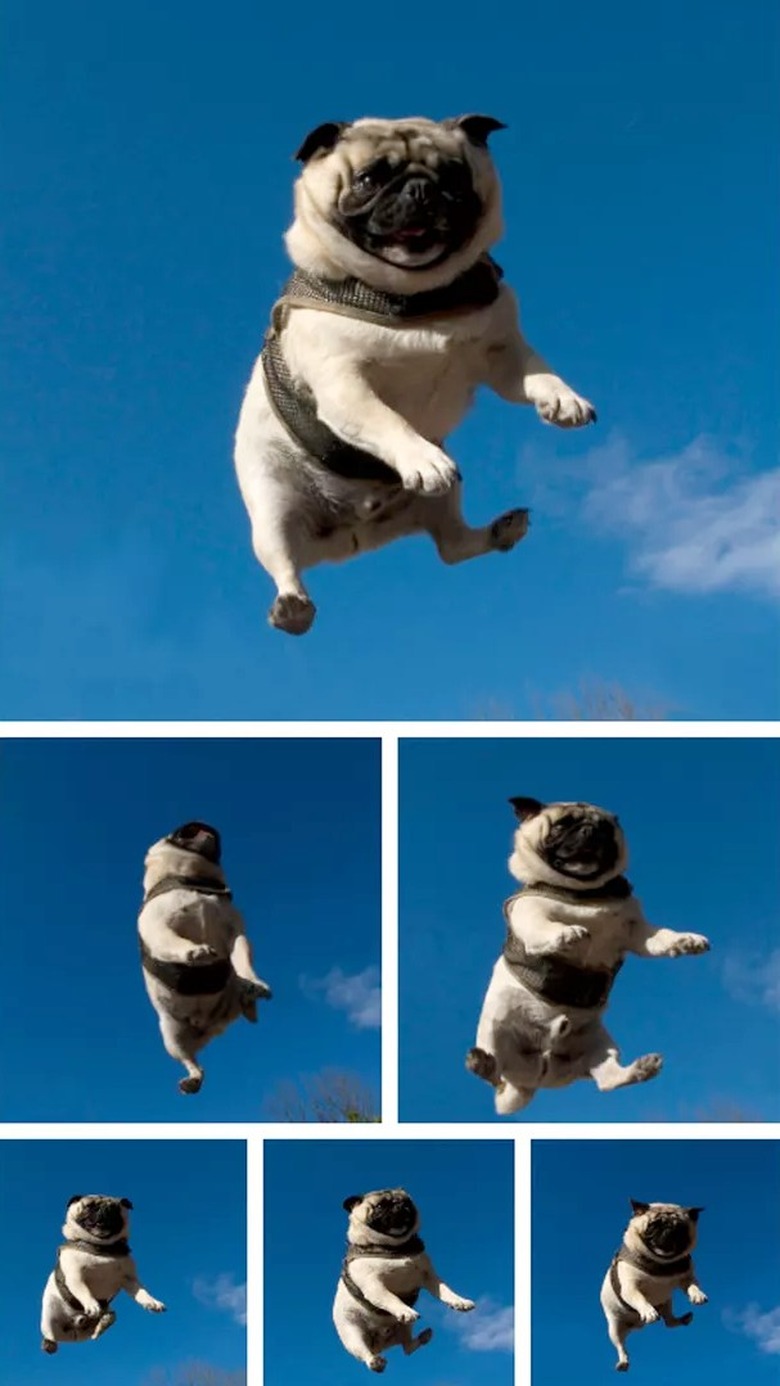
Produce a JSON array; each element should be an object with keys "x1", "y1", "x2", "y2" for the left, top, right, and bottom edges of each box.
[
  {"x1": 367, "y1": 1193, "x2": 418, "y2": 1238},
  {"x1": 646, "y1": 1218, "x2": 691, "y2": 1257},
  {"x1": 542, "y1": 817, "x2": 619, "y2": 880},
  {"x1": 79, "y1": 1200, "x2": 125, "y2": 1239}
]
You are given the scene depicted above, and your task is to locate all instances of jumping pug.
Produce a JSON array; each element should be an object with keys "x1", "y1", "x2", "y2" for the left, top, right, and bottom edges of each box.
[
  {"x1": 467, "y1": 797, "x2": 710, "y2": 1115},
  {"x1": 234, "y1": 114, "x2": 596, "y2": 635},
  {"x1": 600, "y1": 1200, "x2": 708, "y2": 1371},
  {"x1": 40, "y1": 1195, "x2": 165, "y2": 1353},
  {"x1": 138, "y1": 820, "x2": 272, "y2": 1093},
  {"x1": 333, "y1": 1188, "x2": 475, "y2": 1373}
]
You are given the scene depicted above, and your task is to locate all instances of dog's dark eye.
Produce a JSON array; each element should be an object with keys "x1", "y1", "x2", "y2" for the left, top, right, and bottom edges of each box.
[{"x1": 354, "y1": 159, "x2": 392, "y2": 191}]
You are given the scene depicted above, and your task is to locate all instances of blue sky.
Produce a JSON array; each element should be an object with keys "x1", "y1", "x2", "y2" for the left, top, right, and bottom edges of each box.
[
  {"x1": 399, "y1": 737, "x2": 780, "y2": 1121},
  {"x1": 264, "y1": 1139, "x2": 514, "y2": 1385},
  {"x1": 533, "y1": 1138, "x2": 780, "y2": 1384},
  {"x1": 0, "y1": 738, "x2": 381, "y2": 1121},
  {"x1": 0, "y1": 1139, "x2": 246, "y2": 1384},
  {"x1": 2, "y1": 0, "x2": 778, "y2": 720}
]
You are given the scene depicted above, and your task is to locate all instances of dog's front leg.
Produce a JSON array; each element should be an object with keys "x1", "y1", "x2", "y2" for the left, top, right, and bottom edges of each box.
[
  {"x1": 630, "y1": 921, "x2": 710, "y2": 959},
  {"x1": 349, "y1": 1272, "x2": 420, "y2": 1323},
  {"x1": 147, "y1": 924, "x2": 221, "y2": 967},
  {"x1": 123, "y1": 1268, "x2": 167, "y2": 1314},
  {"x1": 303, "y1": 355, "x2": 459, "y2": 496},
  {"x1": 485, "y1": 295, "x2": 596, "y2": 429},
  {"x1": 422, "y1": 1262, "x2": 475, "y2": 1313},
  {"x1": 682, "y1": 1263, "x2": 708, "y2": 1306},
  {"x1": 231, "y1": 934, "x2": 272, "y2": 1000}
]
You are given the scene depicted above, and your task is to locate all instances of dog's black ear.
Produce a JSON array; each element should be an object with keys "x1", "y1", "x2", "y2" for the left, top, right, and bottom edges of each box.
[
  {"x1": 295, "y1": 121, "x2": 348, "y2": 162},
  {"x1": 342, "y1": 1194, "x2": 363, "y2": 1213},
  {"x1": 120, "y1": 1198, "x2": 134, "y2": 1210},
  {"x1": 448, "y1": 114, "x2": 507, "y2": 146},
  {"x1": 686, "y1": 1206, "x2": 705, "y2": 1221},
  {"x1": 509, "y1": 796, "x2": 545, "y2": 822},
  {"x1": 66, "y1": 1195, "x2": 83, "y2": 1208},
  {"x1": 630, "y1": 1199, "x2": 651, "y2": 1215}
]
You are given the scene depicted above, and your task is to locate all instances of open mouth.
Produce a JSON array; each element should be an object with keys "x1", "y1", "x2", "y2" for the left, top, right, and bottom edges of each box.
[
  {"x1": 646, "y1": 1221, "x2": 689, "y2": 1256},
  {"x1": 368, "y1": 1194, "x2": 417, "y2": 1236}
]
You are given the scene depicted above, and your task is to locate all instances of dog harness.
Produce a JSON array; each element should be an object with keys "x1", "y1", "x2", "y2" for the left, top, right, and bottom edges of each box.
[
  {"x1": 341, "y1": 1236, "x2": 426, "y2": 1318},
  {"x1": 502, "y1": 877, "x2": 633, "y2": 1010},
  {"x1": 54, "y1": 1239, "x2": 131, "y2": 1316},
  {"x1": 608, "y1": 1241, "x2": 691, "y2": 1320},
  {"x1": 261, "y1": 257, "x2": 503, "y2": 484},
  {"x1": 140, "y1": 876, "x2": 234, "y2": 995}
]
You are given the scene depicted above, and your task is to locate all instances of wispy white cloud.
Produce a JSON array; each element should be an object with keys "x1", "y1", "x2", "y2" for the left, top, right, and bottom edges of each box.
[
  {"x1": 449, "y1": 1298, "x2": 514, "y2": 1353},
  {"x1": 725, "y1": 1303, "x2": 780, "y2": 1354},
  {"x1": 301, "y1": 966, "x2": 381, "y2": 1029},
  {"x1": 522, "y1": 432, "x2": 780, "y2": 601},
  {"x1": 192, "y1": 1273, "x2": 247, "y2": 1326},
  {"x1": 723, "y1": 949, "x2": 780, "y2": 1012}
]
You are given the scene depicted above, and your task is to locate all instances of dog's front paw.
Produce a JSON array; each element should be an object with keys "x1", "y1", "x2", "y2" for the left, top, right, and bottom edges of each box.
[
  {"x1": 269, "y1": 592, "x2": 316, "y2": 636},
  {"x1": 687, "y1": 1287, "x2": 708, "y2": 1306},
  {"x1": 143, "y1": 1298, "x2": 167, "y2": 1313},
  {"x1": 490, "y1": 508, "x2": 529, "y2": 552},
  {"x1": 466, "y1": 1047, "x2": 498, "y2": 1083},
  {"x1": 186, "y1": 944, "x2": 219, "y2": 964},
  {"x1": 398, "y1": 443, "x2": 459, "y2": 496},
  {"x1": 76, "y1": 1301, "x2": 103, "y2": 1322},
  {"x1": 527, "y1": 374, "x2": 596, "y2": 428},
  {"x1": 367, "y1": 1355, "x2": 387, "y2": 1373},
  {"x1": 449, "y1": 1298, "x2": 476, "y2": 1313},
  {"x1": 243, "y1": 978, "x2": 272, "y2": 1001},
  {"x1": 553, "y1": 924, "x2": 591, "y2": 951},
  {"x1": 396, "y1": 1306, "x2": 420, "y2": 1325},
  {"x1": 638, "y1": 1306, "x2": 659, "y2": 1325},
  {"x1": 665, "y1": 933, "x2": 710, "y2": 957}
]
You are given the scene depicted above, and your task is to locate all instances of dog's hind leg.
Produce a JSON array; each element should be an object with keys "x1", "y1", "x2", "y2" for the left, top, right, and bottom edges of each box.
[
  {"x1": 158, "y1": 1016, "x2": 205, "y2": 1094},
  {"x1": 248, "y1": 490, "x2": 317, "y2": 635},
  {"x1": 337, "y1": 1319, "x2": 387, "y2": 1373},
  {"x1": 422, "y1": 486, "x2": 529, "y2": 565},
  {"x1": 494, "y1": 1079, "x2": 535, "y2": 1115},
  {"x1": 659, "y1": 1300, "x2": 693, "y2": 1328},
  {"x1": 90, "y1": 1309, "x2": 116, "y2": 1340},
  {"x1": 586, "y1": 1028, "x2": 663, "y2": 1092},
  {"x1": 399, "y1": 1323, "x2": 433, "y2": 1356},
  {"x1": 606, "y1": 1314, "x2": 631, "y2": 1371}
]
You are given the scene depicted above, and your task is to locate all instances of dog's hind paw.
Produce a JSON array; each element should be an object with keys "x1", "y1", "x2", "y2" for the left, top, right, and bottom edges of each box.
[
  {"x1": 178, "y1": 1074, "x2": 203, "y2": 1095},
  {"x1": 631, "y1": 1052, "x2": 663, "y2": 1083},
  {"x1": 41, "y1": 1339, "x2": 58, "y2": 1355},
  {"x1": 465, "y1": 1047, "x2": 498, "y2": 1084},
  {"x1": 490, "y1": 508, "x2": 529, "y2": 552},
  {"x1": 269, "y1": 593, "x2": 316, "y2": 635},
  {"x1": 615, "y1": 1361, "x2": 629, "y2": 1372},
  {"x1": 367, "y1": 1355, "x2": 387, "y2": 1373}
]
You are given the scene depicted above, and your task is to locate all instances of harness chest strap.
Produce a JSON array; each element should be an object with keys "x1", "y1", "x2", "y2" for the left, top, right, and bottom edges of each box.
[
  {"x1": 261, "y1": 257, "x2": 504, "y2": 485},
  {"x1": 54, "y1": 1240, "x2": 131, "y2": 1316},
  {"x1": 502, "y1": 878, "x2": 633, "y2": 1010},
  {"x1": 341, "y1": 1236, "x2": 426, "y2": 1318},
  {"x1": 140, "y1": 877, "x2": 234, "y2": 996},
  {"x1": 609, "y1": 1242, "x2": 692, "y2": 1318}
]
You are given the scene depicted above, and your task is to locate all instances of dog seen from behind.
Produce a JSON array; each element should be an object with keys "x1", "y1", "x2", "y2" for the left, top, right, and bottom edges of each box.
[{"x1": 138, "y1": 820, "x2": 272, "y2": 1093}]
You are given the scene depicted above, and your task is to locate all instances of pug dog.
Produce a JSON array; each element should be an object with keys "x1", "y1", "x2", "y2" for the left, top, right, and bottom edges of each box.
[
  {"x1": 333, "y1": 1188, "x2": 476, "y2": 1372},
  {"x1": 234, "y1": 114, "x2": 596, "y2": 635},
  {"x1": 138, "y1": 820, "x2": 272, "y2": 1093},
  {"x1": 40, "y1": 1194, "x2": 166, "y2": 1353},
  {"x1": 600, "y1": 1200, "x2": 707, "y2": 1371},
  {"x1": 467, "y1": 797, "x2": 710, "y2": 1115}
]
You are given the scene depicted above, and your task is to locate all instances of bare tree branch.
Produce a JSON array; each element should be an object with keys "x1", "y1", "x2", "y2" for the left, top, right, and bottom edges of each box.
[{"x1": 263, "y1": 1068, "x2": 380, "y2": 1123}]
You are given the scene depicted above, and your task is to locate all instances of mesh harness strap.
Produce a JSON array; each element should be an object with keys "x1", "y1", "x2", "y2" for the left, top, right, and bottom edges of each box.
[
  {"x1": 54, "y1": 1240, "x2": 131, "y2": 1315},
  {"x1": 341, "y1": 1236, "x2": 426, "y2": 1318},
  {"x1": 609, "y1": 1242, "x2": 692, "y2": 1319},
  {"x1": 261, "y1": 258, "x2": 503, "y2": 484},
  {"x1": 502, "y1": 878, "x2": 632, "y2": 1010},
  {"x1": 140, "y1": 877, "x2": 233, "y2": 996}
]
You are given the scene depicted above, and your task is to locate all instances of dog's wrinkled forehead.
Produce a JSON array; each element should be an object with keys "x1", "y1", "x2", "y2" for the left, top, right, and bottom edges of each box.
[
  {"x1": 343, "y1": 1187, "x2": 417, "y2": 1216},
  {"x1": 510, "y1": 798, "x2": 619, "y2": 840},
  {"x1": 66, "y1": 1194, "x2": 133, "y2": 1235},
  {"x1": 296, "y1": 114, "x2": 505, "y2": 170},
  {"x1": 165, "y1": 820, "x2": 222, "y2": 863},
  {"x1": 629, "y1": 1199, "x2": 704, "y2": 1230}
]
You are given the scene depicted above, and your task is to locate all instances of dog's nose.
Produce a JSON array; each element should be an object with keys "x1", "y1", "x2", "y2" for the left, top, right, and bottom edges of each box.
[{"x1": 404, "y1": 177, "x2": 435, "y2": 207}]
